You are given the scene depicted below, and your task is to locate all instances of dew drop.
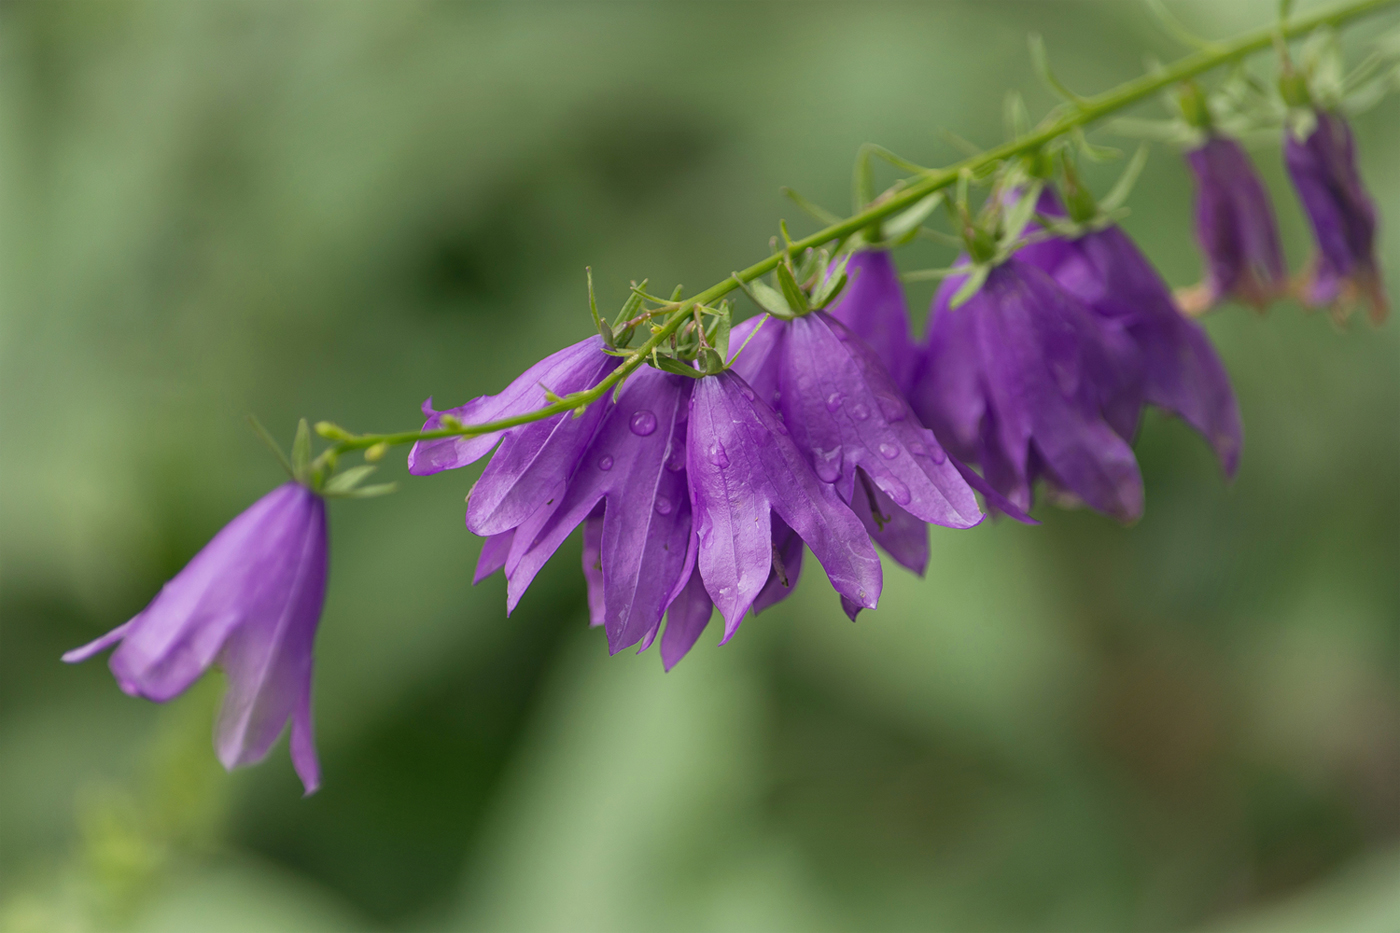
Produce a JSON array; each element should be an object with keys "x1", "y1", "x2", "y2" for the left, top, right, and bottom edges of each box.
[
  {"x1": 850, "y1": 402, "x2": 871, "y2": 421},
  {"x1": 655, "y1": 496, "x2": 673, "y2": 516},
  {"x1": 772, "y1": 390, "x2": 782, "y2": 403},
  {"x1": 876, "y1": 394, "x2": 905, "y2": 422},
  {"x1": 666, "y1": 441, "x2": 687, "y2": 471},
  {"x1": 879, "y1": 477, "x2": 912, "y2": 506},
  {"x1": 909, "y1": 441, "x2": 927, "y2": 457},
  {"x1": 740, "y1": 385, "x2": 756, "y2": 401},
  {"x1": 813, "y1": 447, "x2": 842, "y2": 483},
  {"x1": 629, "y1": 410, "x2": 657, "y2": 436},
  {"x1": 597, "y1": 455, "x2": 614, "y2": 471},
  {"x1": 878, "y1": 442, "x2": 900, "y2": 460},
  {"x1": 930, "y1": 445, "x2": 947, "y2": 465},
  {"x1": 825, "y1": 392, "x2": 844, "y2": 413},
  {"x1": 708, "y1": 442, "x2": 729, "y2": 468},
  {"x1": 718, "y1": 585, "x2": 734, "y2": 597},
  {"x1": 773, "y1": 417, "x2": 789, "y2": 436}
]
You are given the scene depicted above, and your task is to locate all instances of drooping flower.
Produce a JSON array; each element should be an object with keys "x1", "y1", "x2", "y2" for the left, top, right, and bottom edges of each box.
[
  {"x1": 1284, "y1": 109, "x2": 1388, "y2": 324},
  {"x1": 911, "y1": 259, "x2": 1145, "y2": 522},
  {"x1": 1014, "y1": 189, "x2": 1242, "y2": 478},
  {"x1": 827, "y1": 249, "x2": 921, "y2": 397},
  {"x1": 1177, "y1": 135, "x2": 1288, "y2": 315},
  {"x1": 729, "y1": 309, "x2": 984, "y2": 585},
  {"x1": 63, "y1": 482, "x2": 329, "y2": 794},
  {"x1": 408, "y1": 335, "x2": 620, "y2": 537},
  {"x1": 686, "y1": 369, "x2": 884, "y2": 635},
  {"x1": 494, "y1": 366, "x2": 694, "y2": 654}
]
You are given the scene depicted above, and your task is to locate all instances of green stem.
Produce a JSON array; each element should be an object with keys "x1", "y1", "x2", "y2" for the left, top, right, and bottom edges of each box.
[{"x1": 328, "y1": 0, "x2": 1396, "y2": 454}]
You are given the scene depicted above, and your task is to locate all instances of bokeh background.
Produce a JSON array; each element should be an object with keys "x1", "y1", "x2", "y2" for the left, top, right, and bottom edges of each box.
[{"x1": 2, "y1": 1, "x2": 1398, "y2": 931}]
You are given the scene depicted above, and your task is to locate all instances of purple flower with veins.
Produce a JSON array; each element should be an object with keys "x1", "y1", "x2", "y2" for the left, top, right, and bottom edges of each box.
[
  {"x1": 827, "y1": 250, "x2": 921, "y2": 397},
  {"x1": 1178, "y1": 135, "x2": 1288, "y2": 315},
  {"x1": 1285, "y1": 110, "x2": 1388, "y2": 324},
  {"x1": 687, "y1": 370, "x2": 884, "y2": 637},
  {"x1": 1015, "y1": 189, "x2": 1242, "y2": 478},
  {"x1": 729, "y1": 309, "x2": 984, "y2": 592},
  {"x1": 912, "y1": 259, "x2": 1145, "y2": 523},
  {"x1": 494, "y1": 366, "x2": 694, "y2": 655},
  {"x1": 63, "y1": 482, "x2": 328, "y2": 795},
  {"x1": 408, "y1": 335, "x2": 620, "y2": 537}
]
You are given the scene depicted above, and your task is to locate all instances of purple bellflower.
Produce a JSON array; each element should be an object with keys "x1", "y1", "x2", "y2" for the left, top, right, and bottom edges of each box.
[
  {"x1": 826, "y1": 250, "x2": 921, "y2": 397},
  {"x1": 1178, "y1": 135, "x2": 1288, "y2": 315},
  {"x1": 686, "y1": 369, "x2": 884, "y2": 638},
  {"x1": 728, "y1": 310, "x2": 984, "y2": 586},
  {"x1": 913, "y1": 259, "x2": 1145, "y2": 523},
  {"x1": 63, "y1": 482, "x2": 329, "y2": 795},
  {"x1": 1014, "y1": 189, "x2": 1243, "y2": 479},
  {"x1": 494, "y1": 366, "x2": 695, "y2": 655},
  {"x1": 408, "y1": 335, "x2": 620, "y2": 536},
  {"x1": 1285, "y1": 110, "x2": 1388, "y2": 324}
]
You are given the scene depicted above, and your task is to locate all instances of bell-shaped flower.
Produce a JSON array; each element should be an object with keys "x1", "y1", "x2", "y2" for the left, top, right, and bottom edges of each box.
[
  {"x1": 729, "y1": 310, "x2": 984, "y2": 582},
  {"x1": 912, "y1": 259, "x2": 1145, "y2": 523},
  {"x1": 1285, "y1": 110, "x2": 1387, "y2": 324},
  {"x1": 687, "y1": 370, "x2": 884, "y2": 637},
  {"x1": 408, "y1": 335, "x2": 620, "y2": 536},
  {"x1": 494, "y1": 366, "x2": 695, "y2": 655},
  {"x1": 1015, "y1": 189, "x2": 1242, "y2": 478},
  {"x1": 826, "y1": 250, "x2": 921, "y2": 397},
  {"x1": 63, "y1": 482, "x2": 329, "y2": 794},
  {"x1": 1178, "y1": 135, "x2": 1288, "y2": 314}
]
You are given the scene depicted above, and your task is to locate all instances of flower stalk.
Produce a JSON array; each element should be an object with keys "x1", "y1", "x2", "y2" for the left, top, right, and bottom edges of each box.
[{"x1": 316, "y1": 0, "x2": 1397, "y2": 457}]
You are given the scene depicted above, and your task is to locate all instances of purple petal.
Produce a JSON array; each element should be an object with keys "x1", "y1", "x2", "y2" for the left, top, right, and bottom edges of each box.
[
  {"x1": 726, "y1": 313, "x2": 784, "y2": 408},
  {"x1": 289, "y1": 681, "x2": 321, "y2": 796},
  {"x1": 687, "y1": 372, "x2": 882, "y2": 636},
  {"x1": 827, "y1": 250, "x2": 921, "y2": 396},
  {"x1": 62, "y1": 622, "x2": 131, "y2": 664},
  {"x1": 474, "y1": 530, "x2": 514, "y2": 585},
  {"x1": 408, "y1": 336, "x2": 618, "y2": 478},
  {"x1": 581, "y1": 511, "x2": 605, "y2": 628},
  {"x1": 505, "y1": 368, "x2": 693, "y2": 653},
  {"x1": 752, "y1": 514, "x2": 806, "y2": 614},
  {"x1": 847, "y1": 469, "x2": 929, "y2": 575},
  {"x1": 776, "y1": 311, "x2": 982, "y2": 529},
  {"x1": 660, "y1": 565, "x2": 713, "y2": 671}
]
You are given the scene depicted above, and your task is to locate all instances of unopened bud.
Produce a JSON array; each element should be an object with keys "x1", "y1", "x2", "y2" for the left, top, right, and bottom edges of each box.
[
  {"x1": 440, "y1": 414, "x2": 463, "y2": 430},
  {"x1": 315, "y1": 421, "x2": 350, "y2": 440},
  {"x1": 365, "y1": 442, "x2": 388, "y2": 462}
]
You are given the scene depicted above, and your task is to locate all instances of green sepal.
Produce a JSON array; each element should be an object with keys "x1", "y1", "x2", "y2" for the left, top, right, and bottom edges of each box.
[
  {"x1": 708, "y1": 300, "x2": 732, "y2": 362},
  {"x1": 949, "y1": 264, "x2": 990, "y2": 309},
  {"x1": 323, "y1": 464, "x2": 378, "y2": 495},
  {"x1": 811, "y1": 251, "x2": 851, "y2": 309},
  {"x1": 1099, "y1": 145, "x2": 1149, "y2": 213},
  {"x1": 698, "y1": 347, "x2": 726, "y2": 375},
  {"x1": 775, "y1": 261, "x2": 810, "y2": 316},
  {"x1": 341, "y1": 482, "x2": 398, "y2": 500},
  {"x1": 586, "y1": 267, "x2": 615, "y2": 348},
  {"x1": 999, "y1": 181, "x2": 1044, "y2": 252},
  {"x1": 612, "y1": 278, "x2": 649, "y2": 332},
  {"x1": 738, "y1": 274, "x2": 796, "y2": 319},
  {"x1": 880, "y1": 192, "x2": 944, "y2": 247},
  {"x1": 247, "y1": 415, "x2": 295, "y2": 478},
  {"x1": 291, "y1": 419, "x2": 313, "y2": 486},
  {"x1": 782, "y1": 187, "x2": 842, "y2": 225},
  {"x1": 648, "y1": 354, "x2": 706, "y2": 379}
]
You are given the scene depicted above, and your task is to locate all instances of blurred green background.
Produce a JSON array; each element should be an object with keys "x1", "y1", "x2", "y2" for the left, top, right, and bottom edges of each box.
[{"x1": 2, "y1": 1, "x2": 1397, "y2": 931}]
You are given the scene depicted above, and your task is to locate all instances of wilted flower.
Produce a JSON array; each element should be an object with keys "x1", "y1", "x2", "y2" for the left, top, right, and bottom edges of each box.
[
  {"x1": 408, "y1": 335, "x2": 620, "y2": 537},
  {"x1": 1285, "y1": 109, "x2": 1387, "y2": 324},
  {"x1": 826, "y1": 249, "x2": 921, "y2": 397},
  {"x1": 63, "y1": 482, "x2": 329, "y2": 794},
  {"x1": 687, "y1": 370, "x2": 884, "y2": 636},
  {"x1": 1178, "y1": 135, "x2": 1288, "y2": 315},
  {"x1": 912, "y1": 259, "x2": 1145, "y2": 522},
  {"x1": 1015, "y1": 189, "x2": 1242, "y2": 479}
]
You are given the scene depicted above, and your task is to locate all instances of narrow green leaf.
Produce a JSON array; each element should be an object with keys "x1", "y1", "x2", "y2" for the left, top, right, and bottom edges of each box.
[
  {"x1": 247, "y1": 415, "x2": 294, "y2": 478},
  {"x1": 649, "y1": 355, "x2": 706, "y2": 379},
  {"x1": 782, "y1": 187, "x2": 842, "y2": 225},
  {"x1": 343, "y1": 483, "x2": 398, "y2": 499},
  {"x1": 1028, "y1": 34, "x2": 1084, "y2": 104},
  {"x1": 883, "y1": 192, "x2": 944, "y2": 242},
  {"x1": 1099, "y1": 145, "x2": 1150, "y2": 213}
]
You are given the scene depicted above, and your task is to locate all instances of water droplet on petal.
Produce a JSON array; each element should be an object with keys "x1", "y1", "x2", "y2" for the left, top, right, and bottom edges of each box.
[
  {"x1": 629, "y1": 410, "x2": 657, "y2": 436},
  {"x1": 655, "y1": 496, "x2": 673, "y2": 515},
  {"x1": 813, "y1": 447, "x2": 842, "y2": 483},
  {"x1": 597, "y1": 455, "x2": 614, "y2": 471},
  {"x1": 708, "y1": 442, "x2": 729, "y2": 468},
  {"x1": 666, "y1": 441, "x2": 687, "y2": 471},
  {"x1": 825, "y1": 392, "x2": 844, "y2": 413},
  {"x1": 876, "y1": 394, "x2": 905, "y2": 422},
  {"x1": 772, "y1": 390, "x2": 782, "y2": 403},
  {"x1": 773, "y1": 417, "x2": 789, "y2": 436},
  {"x1": 718, "y1": 585, "x2": 734, "y2": 597},
  {"x1": 850, "y1": 402, "x2": 870, "y2": 421},
  {"x1": 740, "y1": 385, "x2": 756, "y2": 401},
  {"x1": 909, "y1": 441, "x2": 927, "y2": 457},
  {"x1": 930, "y1": 445, "x2": 947, "y2": 464},
  {"x1": 879, "y1": 476, "x2": 912, "y2": 506},
  {"x1": 878, "y1": 442, "x2": 900, "y2": 460}
]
